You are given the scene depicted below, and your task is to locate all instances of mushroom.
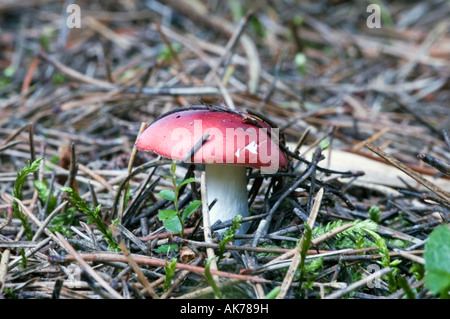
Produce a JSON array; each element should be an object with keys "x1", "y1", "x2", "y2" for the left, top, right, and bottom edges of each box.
[{"x1": 136, "y1": 105, "x2": 288, "y2": 235}]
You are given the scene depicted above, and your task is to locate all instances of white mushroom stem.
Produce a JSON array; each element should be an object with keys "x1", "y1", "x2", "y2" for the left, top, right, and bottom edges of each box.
[{"x1": 205, "y1": 164, "x2": 249, "y2": 234}]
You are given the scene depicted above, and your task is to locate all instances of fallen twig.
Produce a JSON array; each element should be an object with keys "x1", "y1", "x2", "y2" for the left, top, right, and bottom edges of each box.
[
  {"x1": 49, "y1": 252, "x2": 270, "y2": 284},
  {"x1": 363, "y1": 141, "x2": 450, "y2": 203},
  {"x1": 277, "y1": 187, "x2": 323, "y2": 299}
]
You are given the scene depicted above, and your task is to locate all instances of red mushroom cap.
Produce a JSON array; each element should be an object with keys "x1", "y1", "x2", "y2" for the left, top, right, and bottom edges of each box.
[{"x1": 136, "y1": 107, "x2": 287, "y2": 173}]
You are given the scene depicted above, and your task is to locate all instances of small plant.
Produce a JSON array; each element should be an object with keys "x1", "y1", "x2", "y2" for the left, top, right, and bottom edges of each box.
[
  {"x1": 158, "y1": 43, "x2": 182, "y2": 61},
  {"x1": 19, "y1": 249, "x2": 28, "y2": 270},
  {"x1": 409, "y1": 263, "x2": 425, "y2": 282},
  {"x1": 47, "y1": 207, "x2": 76, "y2": 237},
  {"x1": 61, "y1": 187, "x2": 120, "y2": 252},
  {"x1": 294, "y1": 52, "x2": 307, "y2": 76},
  {"x1": 297, "y1": 224, "x2": 313, "y2": 284},
  {"x1": 364, "y1": 229, "x2": 401, "y2": 292},
  {"x1": 157, "y1": 162, "x2": 201, "y2": 238},
  {"x1": 312, "y1": 139, "x2": 330, "y2": 160},
  {"x1": 1, "y1": 65, "x2": 16, "y2": 86},
  {"x1": 13, "y1": 157, "x2": 43, "y2": 240},
  {"x1": 38, "y1": 26, "x2": 56, "y2": 51},
  {"x1": 3, "y1": 65, "x2": 15, "y2": 78},
  {"x1": 368, "y1": 205, "x2": 381, "y2": 223},
  {"x1": 218, "y1": 215, "x2": 242, "y2": 262},
  {"x1": 312, "y1": 219, "x2": 378, "y2": 250},
  {"x1": 301, "y1": 257, "x2": 323, "y2": 287},
  {"x1": 52, "y1": 72, "x2": 66, "y2": 85},
  {"x1": 397, "y1": 276, "x2": 415, "y2": 299},
  {"x1": 163, "y1": 258, "x2": 177, "y2": 292},
  {"x1": 34, "y1": 180, "x2": 57, "y2": 215},
  {"x1": 37, "y1": 176, "x2": 76, "y2": 237}
]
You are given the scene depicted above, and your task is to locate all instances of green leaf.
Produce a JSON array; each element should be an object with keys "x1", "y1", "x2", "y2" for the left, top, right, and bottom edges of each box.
[
  {"x1": 264, "y1": 286, "x2": 281, "y2": 299},
  {"x1": 155, "y1": 244, "x2": 179, "y2": 254},
  {"x1": 177, "y1": 177, "x2": 196, "y2": 190},
  {"x1": 163, "y1": 215, "x2": 182, "y2": 234},
  {"x1": 312, "y1": 139, "x2": 330, "y2": 161},
  {"x1": 158, "y1": 189, "x2": 176, "y2": 201},
  {"x1": 294, "y1": 52, "x2": 306, "y2": 68},
  {"x1": 424, "y1": 225, "x2": 450, "y2": 296},
  {"x1": 368, "y1": 205, "x2": 381, "y2": 224},
  {"x1": 297, "y1": 223, "x2": 313, "y2": 282},
  {"x1": 34, "y1": 180, "x2": 57, "y2": 214},
  {"x1": 19, "y1": 249, "x2": 27, "y2": 269},
  {"x1": 293, "y1": 14, "x2": 303, "y2": 26},
  {"x1": 389, "y1": 259, "x2": 402, "y2": 267},
  {"x1": 205, "y1": 256, "x2": 223, "y2": 299},
  {"x1": 410, "y1": 263, "x2": 424, "y2": 281},
  {"x1": 170, "y1": 161, "x2": 177, "y2": 176},
  {"x1": 181, "y1": 200, "x2": 202, "y2": 221},
  {"x1": 158, "y1": 209, "x2": 178, "y2": 220},
  {"x1": 3, "y1": 65, "x2": 15, "y2": 77},
  {"x1": 317, "y1": 139, "x2": 330, "y2": 151}
]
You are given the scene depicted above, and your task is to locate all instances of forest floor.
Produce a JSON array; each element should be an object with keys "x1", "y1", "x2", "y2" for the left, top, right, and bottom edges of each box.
[{"x1": 0, "y1": 0, "x2": 449, "y2": 300}]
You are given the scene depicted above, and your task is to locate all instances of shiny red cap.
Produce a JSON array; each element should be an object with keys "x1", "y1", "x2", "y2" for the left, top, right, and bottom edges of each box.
[{"x1": 136, "y1": 107, "x2": 287, "y2": 172}]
